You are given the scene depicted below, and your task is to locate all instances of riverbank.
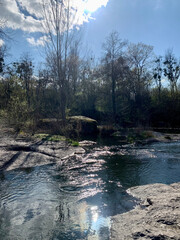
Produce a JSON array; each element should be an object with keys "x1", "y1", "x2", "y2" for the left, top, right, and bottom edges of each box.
[
  {"x1": 1, "y1": 121, "x2": 180, "y2": 239},
  {"x1": 1, "y1": 123, "x2": 180, "y2": 171},
  {"x1": 111, "y1": 182, "x2": 180, "y2": 240},
  {"x1": 111, "y1": 128, "x2": 180, "y2": 145},
  {"x1": 0, "y1": 123, "x2": 85, "y2": 171}
]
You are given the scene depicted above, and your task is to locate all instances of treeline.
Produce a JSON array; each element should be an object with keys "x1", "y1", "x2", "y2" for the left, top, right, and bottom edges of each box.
[{"x1": 0, "y1": 31, "x2": 180, "y2": 130}]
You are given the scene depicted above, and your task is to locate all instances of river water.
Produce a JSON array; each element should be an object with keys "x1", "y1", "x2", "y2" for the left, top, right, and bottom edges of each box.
[{"x1": 0, "y1": 140, "x2": 180, "y2": 239}]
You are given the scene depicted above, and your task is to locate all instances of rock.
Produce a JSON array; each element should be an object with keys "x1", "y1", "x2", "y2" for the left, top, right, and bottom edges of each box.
[
  {"x1": 0, "y1": 120, "x2": 88, "y2": 171},
  {"x1": 68, "y1": 116, "x2": 98, "y2": 136},
  {"x1": 74, "y1": 148, "x2": 86, "y2": 154},
  {"x1": 0, "y1": 138, "x2": 85, "y2": 171},
  {"x1": 111, "y1": 183, "x2": 180, "y2": 240},
  {"x1": 79, "y1": 140, "x2": 96, "y2": 147}
]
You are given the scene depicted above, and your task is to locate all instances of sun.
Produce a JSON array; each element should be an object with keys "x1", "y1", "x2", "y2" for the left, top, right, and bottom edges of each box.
[{"x1": 84, "y1": 0, "x2": 106, "y2": 13}]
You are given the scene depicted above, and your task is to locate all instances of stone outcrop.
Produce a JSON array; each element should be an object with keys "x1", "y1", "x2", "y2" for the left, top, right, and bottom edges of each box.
[
  {"x1": 68, "y1": 116, "x2": 98, "y2": 136},
  {"x1": 0, "y1": 133, "x2": 84, "y2": 172},
  {"x1": 36, "y1": 116, "x2": 98, "y2": 136},
  {"x1": 111, "y1": 183, "x2": 180, "y2": 240}
]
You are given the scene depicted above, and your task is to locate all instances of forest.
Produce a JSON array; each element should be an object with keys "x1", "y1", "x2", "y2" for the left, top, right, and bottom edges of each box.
[{"x1": 0, "y1": 32, "x2": 180, "y2": 133}]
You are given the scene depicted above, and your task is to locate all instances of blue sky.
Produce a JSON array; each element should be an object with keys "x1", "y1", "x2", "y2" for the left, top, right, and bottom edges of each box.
[
  {"x1": 1, "y1": 0, "x2": 180, "y2": 65},
  {"x1": 82, "y1": 0, "x2": 180, "y2": 59}
]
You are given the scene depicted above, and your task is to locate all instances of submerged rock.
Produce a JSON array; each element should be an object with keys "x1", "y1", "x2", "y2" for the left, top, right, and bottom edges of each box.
[{"x1": 111, "y1": 183, "x2": 180, "y2": 240}]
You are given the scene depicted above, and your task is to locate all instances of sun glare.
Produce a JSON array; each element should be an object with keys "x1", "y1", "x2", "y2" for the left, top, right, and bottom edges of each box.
[{"x1": 84, "y1": 0, "x2": 107, "y2": 13}]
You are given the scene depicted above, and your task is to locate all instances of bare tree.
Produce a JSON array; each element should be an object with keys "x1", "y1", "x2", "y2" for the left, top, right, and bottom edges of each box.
[
  {"x1": 126, "y1": 43, "x2": 154, "y2": 126},
  {"x1": 67, "y1": 41, "x2": 81, "y2": 96},
  {"x1": 102, "y1": 31, "x2": 127, "y2": 121},
  {"x1": 41, "y1": 0, "x2": 78, "y2": 122},
  {"x1": 127, "y1": 43, "x2": 154, "y2": 95}
]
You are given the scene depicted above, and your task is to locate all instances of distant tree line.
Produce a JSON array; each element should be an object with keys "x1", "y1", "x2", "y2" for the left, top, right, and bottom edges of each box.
[{"x1": 1, "y1": 30, "x2": 180, "y2": 130}]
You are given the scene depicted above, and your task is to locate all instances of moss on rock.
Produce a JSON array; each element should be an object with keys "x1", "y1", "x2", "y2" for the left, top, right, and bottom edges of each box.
[{"x1": 68, "y1": 116, "x2": 98, "y2": 136}]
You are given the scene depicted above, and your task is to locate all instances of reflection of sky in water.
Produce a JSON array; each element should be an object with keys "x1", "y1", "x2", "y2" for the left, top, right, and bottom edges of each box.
[
  {"x1": 0, "y1": 163, "x2": 113, "y2": 239},
  {"x1": 1, "y1": 141, "x2": 180, "y2": 239},
  {"x1": 90, "y1": 206, "x2": 110, "y2": 238}
]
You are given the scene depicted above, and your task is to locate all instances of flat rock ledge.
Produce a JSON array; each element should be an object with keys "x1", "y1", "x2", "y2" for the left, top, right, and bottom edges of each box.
[
  {"x1": 0, "y1": 139, "x2": 85, "y2": 171},
  {"x1": 111, "y1": 183, "x2": 180, "y2": 240}
]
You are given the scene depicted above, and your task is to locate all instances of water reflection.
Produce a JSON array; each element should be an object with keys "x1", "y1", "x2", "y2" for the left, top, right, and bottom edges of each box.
[{"x1": 1, "y1": 141, "x2": 180, "y2": 239}]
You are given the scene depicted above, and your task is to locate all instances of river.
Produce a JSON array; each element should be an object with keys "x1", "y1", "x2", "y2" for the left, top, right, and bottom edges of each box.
[{"x1": 0, "y1": 140, "x2": 180, "y2": 239}]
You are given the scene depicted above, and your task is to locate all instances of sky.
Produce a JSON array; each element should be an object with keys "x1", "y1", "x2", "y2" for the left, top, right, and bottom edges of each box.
[{"x1": 1, "y1": 0, "x2": 180, "y2": 65}]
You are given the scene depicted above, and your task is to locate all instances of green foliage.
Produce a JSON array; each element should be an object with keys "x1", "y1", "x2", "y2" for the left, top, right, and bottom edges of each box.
[
  {"x1": 35, "y1": 134, "x2": 66, "y2": 142},
  {"x1": 7, "y1": 95, "x2": 29, "y2": 130},
  {"x1": 67, "y1": 139, "x2": 79, "y2": 146},
  {"x1": 1, "y1": 41, "x2": 180, "y2": 133},
  {"x1": 34, "y1": 134, "x2": 79, "y2": 146}
]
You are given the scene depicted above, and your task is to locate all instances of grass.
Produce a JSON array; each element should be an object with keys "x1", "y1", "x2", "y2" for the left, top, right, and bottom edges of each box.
[
  {"x1": 67, "y1": 139, "x2": 79, "y2": 146},
  {"x1": 34, "y1": 133, "x2": 79, "y2": 146}
]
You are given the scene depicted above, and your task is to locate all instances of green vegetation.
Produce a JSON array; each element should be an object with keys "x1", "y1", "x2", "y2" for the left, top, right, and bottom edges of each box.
[
  {"x1": 34, "y1": 134, "x2": 66, "y2": 142},
  {"x1": 1, "y1": 32, "x2": 180, "y2": 133},
  {"x1": 34, "y1": 134, "x2": 79, "y2": 146}
]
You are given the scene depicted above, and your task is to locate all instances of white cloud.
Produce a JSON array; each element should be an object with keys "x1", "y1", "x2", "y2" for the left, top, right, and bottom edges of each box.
[
  {"x1": 27, "y1": 36, "x2": 49, "y2": 46},
  {"x1": 1, "y1": 0, "x2": 109, "y2": 32},
  {"x1": 0, "y1": 39, "x2": 4, "y2": 46},
  {"x1": 0, "y1": 0, "x2": 109, "y2": 45},
  {"x1": 0, "y1": 0, "x2": 42, "y2": 33}
]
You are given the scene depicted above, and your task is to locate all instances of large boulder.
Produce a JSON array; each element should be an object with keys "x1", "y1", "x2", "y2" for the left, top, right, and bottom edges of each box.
[{"x1": 68, "y1": 116, "x2": 98, "y2": 136}]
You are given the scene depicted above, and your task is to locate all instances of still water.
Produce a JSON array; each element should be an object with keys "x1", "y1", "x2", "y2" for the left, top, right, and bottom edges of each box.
[{"x1": 1, "y1": 140, "x2": 180, "y2": 239}]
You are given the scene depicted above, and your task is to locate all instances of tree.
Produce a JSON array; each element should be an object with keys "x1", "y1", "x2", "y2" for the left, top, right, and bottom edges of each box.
[
  {"x1": 153, "y1": 56, "x2": 163, "y2": 101},
  {"x1": 0, "y1": 45, "x2": 5, "y2": 73},
  {"x1": 127, "y1": 42, "x2": 154, "y2": 93},
  {"x1": 126, "y1": 43, "x2": 154, "y2": 126},
  {"x1": 102, "y1": 31, "x2": 127, "y2": 121},
  {"x1": 41, "y1": 0, "x2": 79, "y2": 122},
  {"x1": 15, "y1": 54, "x2": 34, "y2": 107},
  {"x1": 67, "y1": 40, "x2": 81, "y2": 105},
  {"x1": 163, "y1": 49, "x2": 180, "y2": 95}
]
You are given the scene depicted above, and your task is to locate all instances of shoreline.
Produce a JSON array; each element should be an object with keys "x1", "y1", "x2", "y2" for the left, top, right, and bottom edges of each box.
[
  {"x1": 111, "y1": 182, "x2": 180, "y2": 239},
  {"x1": 0, "y1": 137, "x2": 85, "y2": 172},
  {"x1": 1, "y1": 127, "x2": 180, "y2": 171}
]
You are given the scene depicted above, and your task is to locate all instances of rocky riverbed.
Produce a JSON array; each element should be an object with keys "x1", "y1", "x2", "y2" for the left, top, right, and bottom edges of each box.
[
  {"x1": 1, "y1": 122, "x2": 180, "y2": 240},
  {"x1": 0, "y1": 124, "x2": 85, "y2": 171},
  {"x1": 111, "y1": 182, "x2": 180, "y2": 240}
]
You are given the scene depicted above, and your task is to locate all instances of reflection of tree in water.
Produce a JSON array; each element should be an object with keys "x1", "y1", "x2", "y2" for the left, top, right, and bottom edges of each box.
[
  {"x1": 51, "y1": 150, "x2": 132, "y2": 238},
  {"x1": 0, "y1": 203, "x2": 11, "y2": 240},
  {"x1": 99, "y1": 226, "x2": 110, "y2": 240},
  {"x1": 0, "y1": 145, "x2": 138, "y2": 240}
]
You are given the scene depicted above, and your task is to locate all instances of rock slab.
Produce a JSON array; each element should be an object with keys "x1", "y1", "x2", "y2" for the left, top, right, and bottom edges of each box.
[{"x1": 111, "y1": 183, "x2": 180, "y2": 240}]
